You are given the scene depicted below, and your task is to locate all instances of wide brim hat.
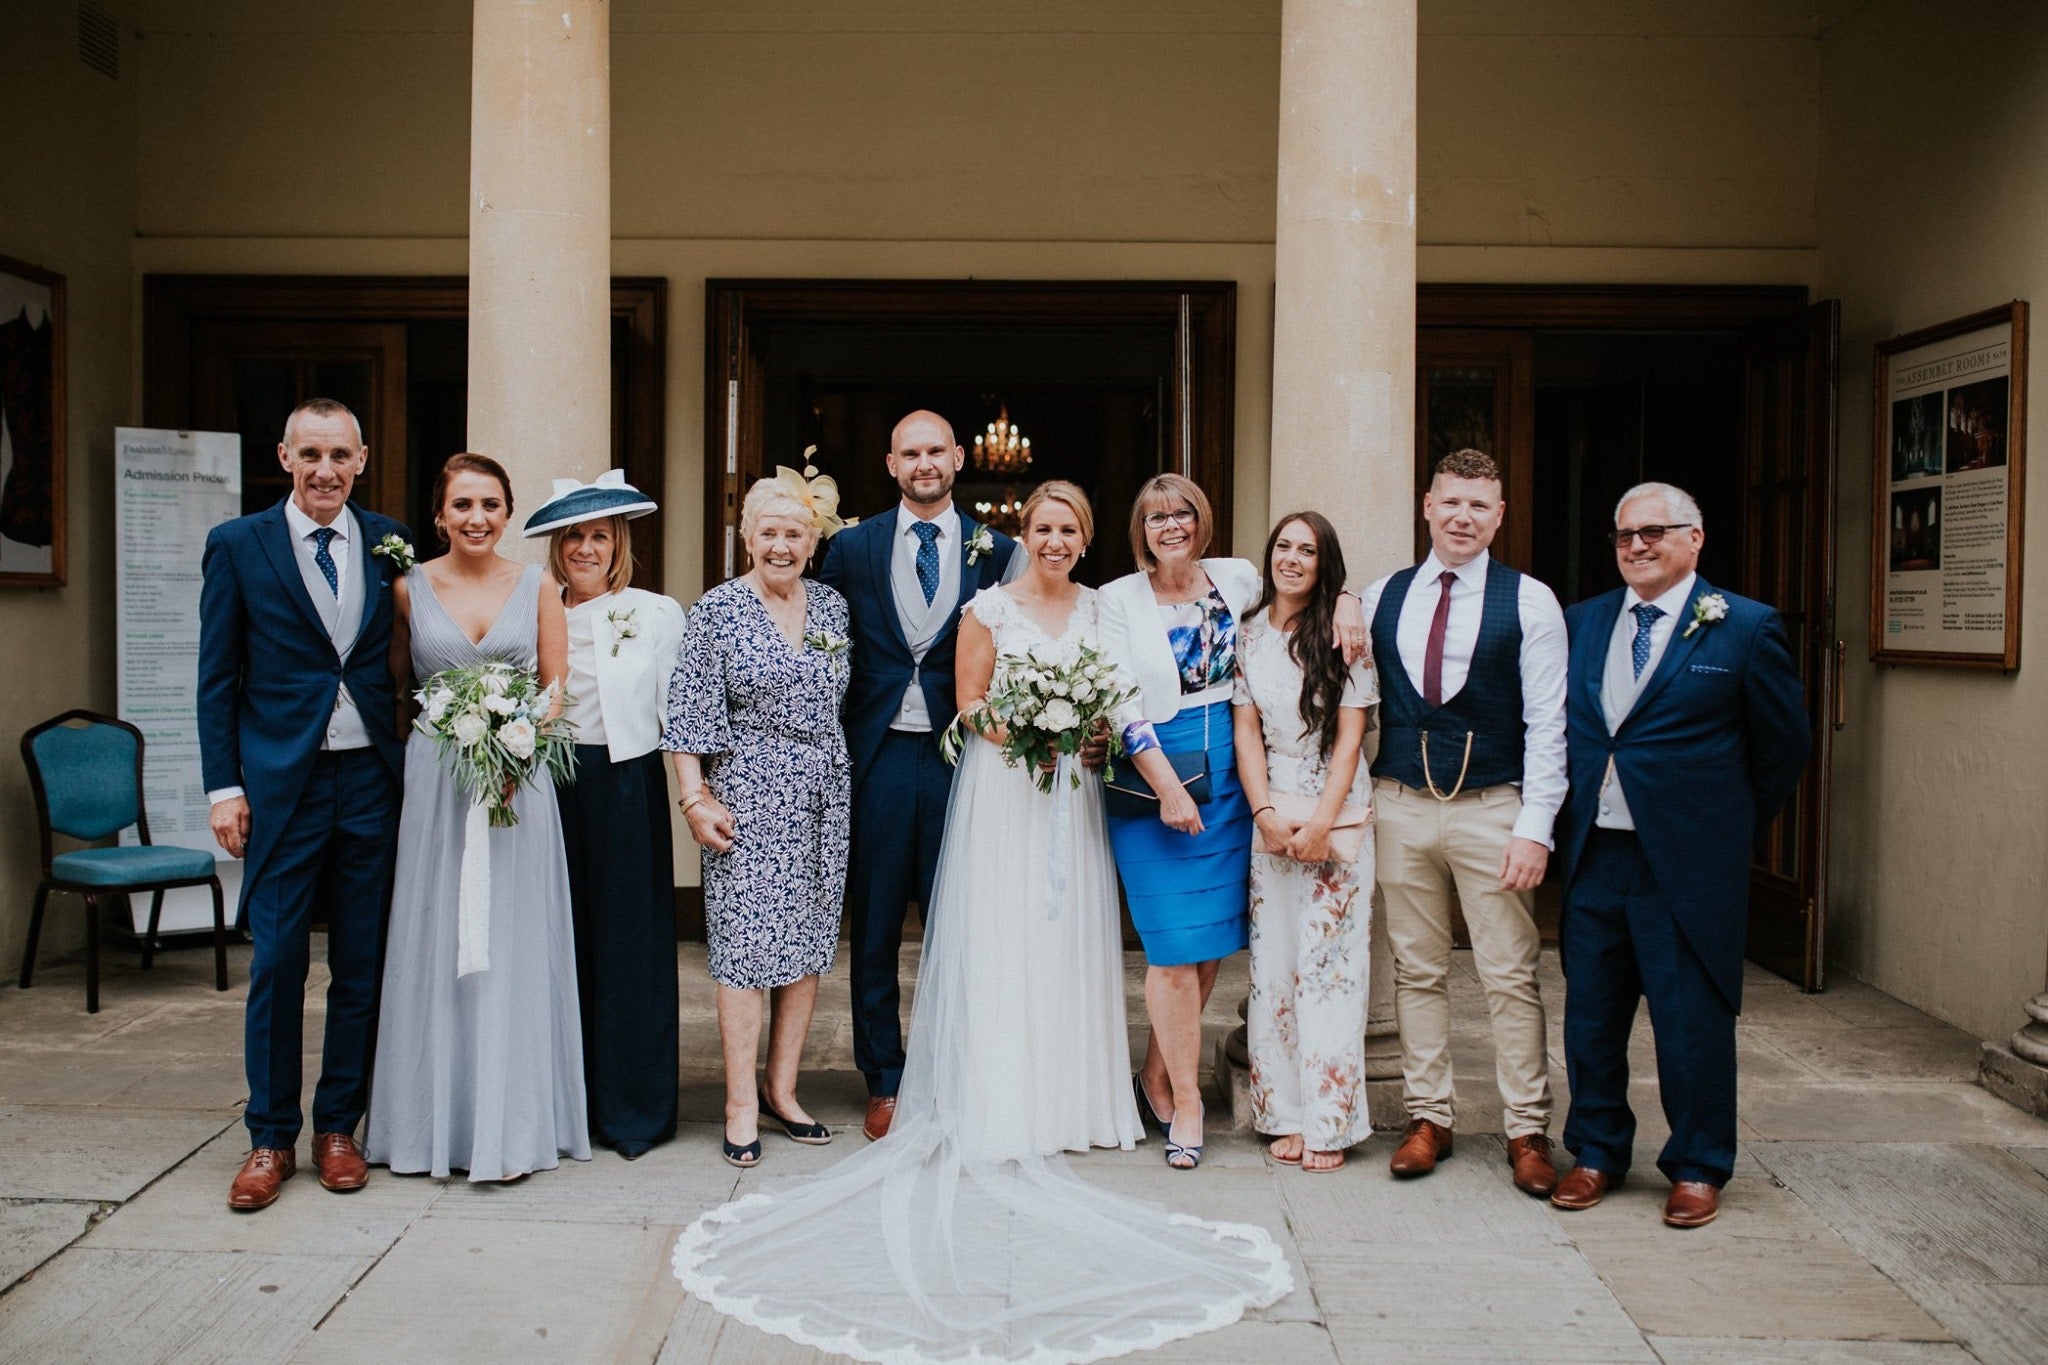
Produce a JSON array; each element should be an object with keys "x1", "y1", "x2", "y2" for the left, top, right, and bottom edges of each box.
[{"x1": 521, "y1": 469, "x2": 659, "y2": 537}]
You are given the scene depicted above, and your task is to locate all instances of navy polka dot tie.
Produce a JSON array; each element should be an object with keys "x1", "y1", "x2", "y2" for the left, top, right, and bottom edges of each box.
[
  {"x1": 313, "y1": 527, "x2": 340, "y2": 598},
  {"x1": 1630, "y1": 602, "x2": 1663, "y2": 679},
  {"x1": 912, "y1": 521, "x2": 941, "y2": 606}
]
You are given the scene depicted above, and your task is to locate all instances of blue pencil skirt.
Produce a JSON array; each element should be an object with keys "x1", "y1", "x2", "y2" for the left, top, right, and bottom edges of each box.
[{"x1": 1106, "y1": 700, "x2": 1252, "y2": 966}]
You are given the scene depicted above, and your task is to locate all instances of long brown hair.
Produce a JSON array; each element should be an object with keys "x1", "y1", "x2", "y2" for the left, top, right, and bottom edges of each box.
[{"x1": 1249, "y1": 511, "x2": 1351, "y2": 758}]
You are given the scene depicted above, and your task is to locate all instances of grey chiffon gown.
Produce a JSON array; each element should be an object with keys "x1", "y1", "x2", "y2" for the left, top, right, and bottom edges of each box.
[{"x1": 365, "y1": 563, "x2": 591, "y2": 1181}]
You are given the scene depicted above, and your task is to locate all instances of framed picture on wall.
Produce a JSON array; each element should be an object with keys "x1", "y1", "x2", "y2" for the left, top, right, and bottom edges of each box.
[
  {"x1": 0, "y1": 254, "x2": 67, "y2": 588},
  {"x1": 1871, "y1": 301, "x2": 2027, "y2": 670}
]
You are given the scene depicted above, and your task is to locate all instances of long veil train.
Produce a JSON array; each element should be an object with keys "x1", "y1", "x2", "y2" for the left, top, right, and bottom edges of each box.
[{"x1": 673, "y1": 732, "x2": 1292, "y2": 1364}]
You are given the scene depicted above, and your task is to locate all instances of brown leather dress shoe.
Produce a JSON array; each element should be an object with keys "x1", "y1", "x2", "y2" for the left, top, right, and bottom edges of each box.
[
  {"x1": 1663, "y1": 1180, "x2": 1721, "y2": 1228},
  {"x1": 1549, "y1": 1164, "x2": 1623, "y2": 1211},
  {"x1": 313, "y1": 1132, "x2": 370, "y2": 1192},
  {"x1": 228, "y1": 1147, "x2": 297, "y2": 1211},
  {"x1": 1388, "y1": 1118, "x2": 1453, "y2": 1178},
  {"x1": 1506, "y1": 1133, "x2": 1558, "y2": 1197},
  {"x1": 863, "y1": 1096, "x2": 897, "y2": 1142}
]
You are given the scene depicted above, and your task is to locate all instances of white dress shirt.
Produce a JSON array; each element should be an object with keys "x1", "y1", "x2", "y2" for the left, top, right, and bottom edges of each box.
[
  {"x1": 889, "y1": 504, "x2": 962, "y2": 732},
  {"x1": 1595, "y1": 571, "x2": 1697, "y2": 831},
  {"x1": 1359, "y1": 550, "x2": 1569, "y2": 846},
  {"x1": 207, "y1": 499, "x2": 367, "y2": 806}
]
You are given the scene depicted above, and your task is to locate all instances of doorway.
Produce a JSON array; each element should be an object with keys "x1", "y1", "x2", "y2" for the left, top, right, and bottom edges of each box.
[{"x1": 1417, "y1": 285, "x2": 1840, "y2": 990}]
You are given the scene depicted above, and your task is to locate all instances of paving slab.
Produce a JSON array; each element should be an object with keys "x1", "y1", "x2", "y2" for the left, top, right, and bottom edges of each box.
[
  {"x1": 1120, "y1": 1319, "x2": 1338, "y2": 1363},
  {"x1": 1316, "y1": 1245, "x2": 1656, "y2": 1363},
  {"x1": 428, "y1": 1130, "x2": 741, "y2": 1225},
  {"x1": 0, "y1": 1106, "x2": 232, "y2": 1200},
  {"x1": 1647, "y1": 1339, "x2": 1977, "y2": 1363},
  {"x1": 0, "y1": 1246, "x2": 369, "y2": 1364},
  {"x1": 1887, "y1": 1279, "x2": 2048, "y2": 1365},
  {"x1": 1809, "y1": 980, "x2": 1953, "y2": 1031},
  {"x1": 1764, "y1": 1026, "x2": 1985, "y2": 1084},
  {"x1": 1739, "y1": 1081, "x2": 2048, "y2": 1144},
  {"x1": 297, "y1": 1214, "x2": 682, "y2": 1362},
  {"x1": 1280, "y1": 1134, "x2": 1569, "y2": 1250},
  {"x1": 0, "y1": 1199, "x2": 95, "y2": 1292},
  {"x1": 2010, "y1": 1145, "x2": 2048, "y2": 1180},
  {"x1": 83, "y1": 1129, "x2": 438, "y2": 1256},
  {"x1": 1754, "y1": 1142, "x2": 2048, "y2": 1284},
  {"x1": 1561, "y1": 1171, "x2": 1949, "y2": 1341}
]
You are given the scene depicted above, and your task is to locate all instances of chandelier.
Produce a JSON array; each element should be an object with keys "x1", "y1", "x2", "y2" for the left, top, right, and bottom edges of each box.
[{"x1": 972, "y1": 408, "x2": 1032, "y2": 475}]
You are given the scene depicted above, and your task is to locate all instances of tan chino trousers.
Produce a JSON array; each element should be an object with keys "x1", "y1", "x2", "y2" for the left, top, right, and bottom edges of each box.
[{"x1": 1373, "y1": 778, "x2": 1552, "y2": 1138}]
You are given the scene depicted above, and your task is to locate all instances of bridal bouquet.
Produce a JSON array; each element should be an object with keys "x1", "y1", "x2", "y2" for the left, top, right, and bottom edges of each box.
[
  {"x1": 942, "y1": 643, "x2": 1137, "y2": 793},
  {"x1": 414, "y1": 661, "x2": 579, "y2": 827}
]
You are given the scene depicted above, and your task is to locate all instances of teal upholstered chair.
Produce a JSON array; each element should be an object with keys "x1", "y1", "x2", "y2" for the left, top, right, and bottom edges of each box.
[{"x1": 20, "y1": 710, "x2": 229, "y2": 1012}]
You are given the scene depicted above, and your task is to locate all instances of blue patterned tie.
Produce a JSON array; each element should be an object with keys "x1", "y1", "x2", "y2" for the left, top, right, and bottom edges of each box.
[
  {"x1": 1630, "y1": 603, "x2": 1663, "y2": 679},
  {"x1": 312, "y1": 527, "x2": 340, "y2": 598},
  {"x1": 912, "y1": 521, "x2": 941, "y2": 606}
]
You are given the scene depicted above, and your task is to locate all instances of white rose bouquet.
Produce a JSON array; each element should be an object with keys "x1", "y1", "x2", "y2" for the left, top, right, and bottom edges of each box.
[
  {"x1": 414, "y1": 661, "x2": 579, "y2": 827},
  {"x1": 941, "y1": 642, "x2": 1138, "y2": 794}
]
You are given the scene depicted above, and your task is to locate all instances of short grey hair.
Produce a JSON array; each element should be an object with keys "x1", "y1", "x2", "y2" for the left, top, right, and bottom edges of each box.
[
  {"x1": 1615, "y1": 481, "x2": 1703, "y2": 531},
  {"x1": 739, "y1": 478, "x2": 819, "y2": 546}
]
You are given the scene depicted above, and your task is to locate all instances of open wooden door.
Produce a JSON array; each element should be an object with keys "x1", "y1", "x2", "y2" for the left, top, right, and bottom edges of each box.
[
  {"x1": 1414, "y1": 330, "x2": 1536, "y2": 568},
  {"x1": 1740, "y1": 300, "x2": 1841, "y2": 990}
]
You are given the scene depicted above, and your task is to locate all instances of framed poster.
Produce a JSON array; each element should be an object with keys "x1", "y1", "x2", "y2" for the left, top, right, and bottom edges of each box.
[
  {"x1": 0, "y1": 254, "x2": 66, "y2": 587},
  {"x1": 1871, "y1": 301, "x2": 2027, "y2": 669}
]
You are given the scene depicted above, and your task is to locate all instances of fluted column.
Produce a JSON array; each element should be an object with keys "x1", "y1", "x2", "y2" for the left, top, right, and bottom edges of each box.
[
  {"x1": 1223, "y1": 0, "x2": 1416, "y2": 1131},
  {"x1": 467, "y1": 0, "x2": 612, "y2": 538}
]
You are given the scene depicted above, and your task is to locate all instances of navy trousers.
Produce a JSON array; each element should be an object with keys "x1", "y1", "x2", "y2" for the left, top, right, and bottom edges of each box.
[
  {"x1": 1560, "y1": 828, "x2": 1739, "y2": 1188},
  {"x1": 845, "y1": 728, "x2": 955, "y2": 1097},
  {"x1": 559, "y1": 747, "x2": 679, "y2": 1152},
  {"x1": 242, "y1": 748, "x2": 400, "y2": 1150}
]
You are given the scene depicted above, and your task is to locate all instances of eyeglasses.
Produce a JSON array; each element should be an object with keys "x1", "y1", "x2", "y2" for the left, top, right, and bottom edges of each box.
[
  {"x1": 1142, "y1": 508, "x2": 1199, "y2": 530},
  {"x1": 1611, "y1": 523, "x2": 1693, "y2": 548}
]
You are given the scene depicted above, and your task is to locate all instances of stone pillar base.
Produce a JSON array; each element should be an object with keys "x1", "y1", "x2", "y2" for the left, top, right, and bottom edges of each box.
[
  {"x1": 1981, "y1": 991, "x2": 2048, "y2": 1120},
  {"x1": 1215, "y1": 1026, "x2": 1408, "y2": 1133}
]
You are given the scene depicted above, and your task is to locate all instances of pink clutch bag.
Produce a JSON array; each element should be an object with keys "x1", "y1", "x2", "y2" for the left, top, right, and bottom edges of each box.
[{"x1": 1253, "y1": 791, "x2": 1371, "y2": 863}]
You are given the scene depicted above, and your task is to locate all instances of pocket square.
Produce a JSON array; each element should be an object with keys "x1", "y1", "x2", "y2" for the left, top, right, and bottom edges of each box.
[{"x1": 1688, "y1": 663, "x2": 1730, "y2": 675}]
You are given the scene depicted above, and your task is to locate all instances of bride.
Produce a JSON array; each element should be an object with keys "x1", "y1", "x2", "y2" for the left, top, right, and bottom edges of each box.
[{"x1": 674, "y1": 480, "x2": 1291, "y2": 1363}]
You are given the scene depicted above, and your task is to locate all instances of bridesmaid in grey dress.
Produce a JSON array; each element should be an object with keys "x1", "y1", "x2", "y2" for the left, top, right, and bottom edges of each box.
[{"x1": 366, "y1": 454, "x2": 590, "y2": 1182}]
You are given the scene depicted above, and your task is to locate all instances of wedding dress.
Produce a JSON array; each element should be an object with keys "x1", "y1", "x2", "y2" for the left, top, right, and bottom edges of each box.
[{"x1": 674, "y1": 585, "x2": 1290, "y2": 1364}]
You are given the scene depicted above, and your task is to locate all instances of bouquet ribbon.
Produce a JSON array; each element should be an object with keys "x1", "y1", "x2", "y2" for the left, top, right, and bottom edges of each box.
[
  {"x1": 458, "y1": 798, "x2": 492, "y2": 977},
  {"x1": 1045, "y1": 753, "x2": 1072, "y2": 922}
]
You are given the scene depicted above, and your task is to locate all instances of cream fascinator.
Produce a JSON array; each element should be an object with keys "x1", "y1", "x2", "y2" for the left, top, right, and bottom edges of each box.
[{"x1": 773, "y1": 448, "x2": 856, "y2": 539}]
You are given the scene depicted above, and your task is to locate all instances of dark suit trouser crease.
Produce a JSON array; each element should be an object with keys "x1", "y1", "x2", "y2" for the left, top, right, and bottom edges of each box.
[
  {"x1": 846, "y1": 729, "x2": 954, "y2": 1098},
  {"x1": 559, "y1": 746, "x2": 680, "y2": 1150},
  {"x1": 243, "y1": 748, "x2": 399, "y2": 1150},
  {"x1": 1560, "y1": 828, "x2": 1738, "y2": 1188}
]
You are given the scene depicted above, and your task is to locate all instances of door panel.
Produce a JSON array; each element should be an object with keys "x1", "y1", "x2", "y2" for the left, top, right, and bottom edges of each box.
[
  {"x1": 1740, "y1": 300, "x2": 1840, "y2": 990},
  {"x1": 1415, "y1": 331, "x2": 1535, "y2": 568}
]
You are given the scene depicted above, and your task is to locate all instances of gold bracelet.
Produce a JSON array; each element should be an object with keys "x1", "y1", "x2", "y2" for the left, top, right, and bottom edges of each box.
[{"x1": 679, "y1": 792, "x2": 708, "y2": 815}]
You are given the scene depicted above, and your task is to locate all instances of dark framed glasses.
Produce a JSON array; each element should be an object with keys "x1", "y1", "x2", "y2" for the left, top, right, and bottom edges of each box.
[{"x1": 1611, "y1": 523, "x2": 1692, "y2": 548}]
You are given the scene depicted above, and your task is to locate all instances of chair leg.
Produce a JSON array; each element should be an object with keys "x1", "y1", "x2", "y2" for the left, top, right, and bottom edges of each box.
[
  {"x1": 142, "y1": 890, "x2": 165, "y2": 969},
  {"x1": 19, "y1": 881, "x2": 50, "y2": 989},
  {"x1": 208, "y1": 878, "x2": 229, "y2": 992},
  {"x1": 84, "y1": 893, "x2": 101, "y2": 1014}
]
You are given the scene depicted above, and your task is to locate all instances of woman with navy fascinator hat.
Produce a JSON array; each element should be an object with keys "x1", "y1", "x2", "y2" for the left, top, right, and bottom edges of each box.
[{"x1": 524, "y1": 470, "x2": 686, "y2": 1160}]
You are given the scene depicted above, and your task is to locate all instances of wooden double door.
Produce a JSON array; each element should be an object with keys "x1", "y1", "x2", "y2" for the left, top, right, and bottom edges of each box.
[{"x1": 1416, "y1": 286, "x2": 1841, "y2": 991}]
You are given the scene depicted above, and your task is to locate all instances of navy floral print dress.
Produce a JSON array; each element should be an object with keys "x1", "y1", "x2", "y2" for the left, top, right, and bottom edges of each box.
[{"x1": 664, "y1": 577, "x2": 852, "y2": 989}]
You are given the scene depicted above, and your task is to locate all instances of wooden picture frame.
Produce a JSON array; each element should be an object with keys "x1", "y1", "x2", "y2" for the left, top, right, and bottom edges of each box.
[
  {"x1": 0, "y1": 254, "x2": 67, "y2": 588},
  {"x1": 1871, "y1": 302, "x2": 2027, "y2": 669}
]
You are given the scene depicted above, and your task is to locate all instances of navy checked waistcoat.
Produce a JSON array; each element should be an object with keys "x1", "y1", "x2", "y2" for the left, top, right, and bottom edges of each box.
[{"x1": 1370, "y1": 562, "x2": 1526, "y2": 792}]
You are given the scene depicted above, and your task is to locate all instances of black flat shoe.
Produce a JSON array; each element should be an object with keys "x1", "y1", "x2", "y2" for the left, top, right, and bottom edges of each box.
[
  {"x1": 760, "y1": 1102, "x2": 833, "y2": 1146},
  {"x1": 721, "y1": 1135, "x2": 762, "y2": 1168}
]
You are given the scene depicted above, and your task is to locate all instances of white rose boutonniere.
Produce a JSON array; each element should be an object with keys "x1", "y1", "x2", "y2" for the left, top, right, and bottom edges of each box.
[
  {"x1": 372, "y1": 534, "x2": 417, "y2": 572},
  {"x1": 804, "y1": 629, "x2": 852, "y2": 659},
  {"x1": 1683, "y1": 593, "x2": 1729, "y2": 639},
  {"x1": 606, "y1": 606, "x2": 640, "y2": 657},
  {"x1": 965, "y1": 523, "x2": 995, "y2": 566}
]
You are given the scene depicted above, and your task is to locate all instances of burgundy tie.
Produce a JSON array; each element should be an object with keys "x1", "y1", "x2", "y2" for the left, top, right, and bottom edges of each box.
[{"x1": 1422, "y1": 569, "x2": 1457, "y2": 708}]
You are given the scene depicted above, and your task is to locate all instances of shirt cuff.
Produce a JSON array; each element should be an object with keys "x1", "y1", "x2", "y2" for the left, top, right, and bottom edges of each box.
[
  {"x1": 1510, "y1": 806, "x2": 1557, "y2": 848},
  {"x1": 206, "y1": 786, "x2": 246, "y2": 806}
]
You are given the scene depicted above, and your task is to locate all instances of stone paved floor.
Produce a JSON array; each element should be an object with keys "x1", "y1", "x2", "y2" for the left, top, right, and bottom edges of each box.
[{"x1": 1, "y1": 939, "x2": 2045, "y2": 1363}]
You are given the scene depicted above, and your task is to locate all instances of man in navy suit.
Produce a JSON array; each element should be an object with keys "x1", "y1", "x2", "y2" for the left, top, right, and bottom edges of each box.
[
  {"x1": 1549, "y1": 481, "x2": 1809, "y2": 1229},
  {"x1": 819, "y1": 410, "x2": 1017, "y2": 1140},
  {"x1": 198, "y1": 398, "x2": 410, "y2": 1211}
]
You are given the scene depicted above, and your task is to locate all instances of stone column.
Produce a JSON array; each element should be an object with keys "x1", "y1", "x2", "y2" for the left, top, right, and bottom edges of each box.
[
  {"x1": 1982, "y1": 988, "x2": 2048, "y2": 1120},
  {"x1": 1221, "y1": 0, "x2": 1417, "y2": 1132},
  {"x1": 467, "y1": 0, "x2": 612, "y2": 537}
]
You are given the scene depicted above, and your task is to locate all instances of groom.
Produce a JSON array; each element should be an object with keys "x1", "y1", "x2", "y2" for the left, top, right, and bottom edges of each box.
[
  {"x1": 198, "y1": 397, "x2": 410, "y2": 1210},
  {"x1": 820, "y1": 410, "x2": 1017, "y2": 1140}
]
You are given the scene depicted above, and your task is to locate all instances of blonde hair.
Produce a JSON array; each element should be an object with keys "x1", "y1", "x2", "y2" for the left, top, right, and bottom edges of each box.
[
  {"x1": 1019, "y1": 480, "x2": 1094, "y2": 545},
  {"x1": 1129, "y1": 473, "x2": 1214, "y2": 570},
  {"x1": 740, "y1": 479, "x2": 821, "y2": 548},
  {"x1": 546, "y1": 514, "x2": 636, "y2": 596}
]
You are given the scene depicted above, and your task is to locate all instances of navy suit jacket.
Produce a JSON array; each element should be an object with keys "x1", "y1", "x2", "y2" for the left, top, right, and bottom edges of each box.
[
  {"x1": 197, "y1": 499, "x2": 410, "y2": 885},
  {"x1": 818, "y1": 510, "x2": 1016, "y2": 799},
  {"x1": 1555, "y1": 578, "x2": 1810, "y2": 1011}
]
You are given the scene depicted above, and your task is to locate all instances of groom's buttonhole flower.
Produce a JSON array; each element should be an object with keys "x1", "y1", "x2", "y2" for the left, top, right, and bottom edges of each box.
[
  {"x1": 1683, "y1": 593, "x2": 1729, "y2": 639},
  {"x1": 966, "y1": 524, "x2": 995, "y2": 565},
  {"x1": 372, "y1": 534, "x2": 417, "y2": 571}
]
